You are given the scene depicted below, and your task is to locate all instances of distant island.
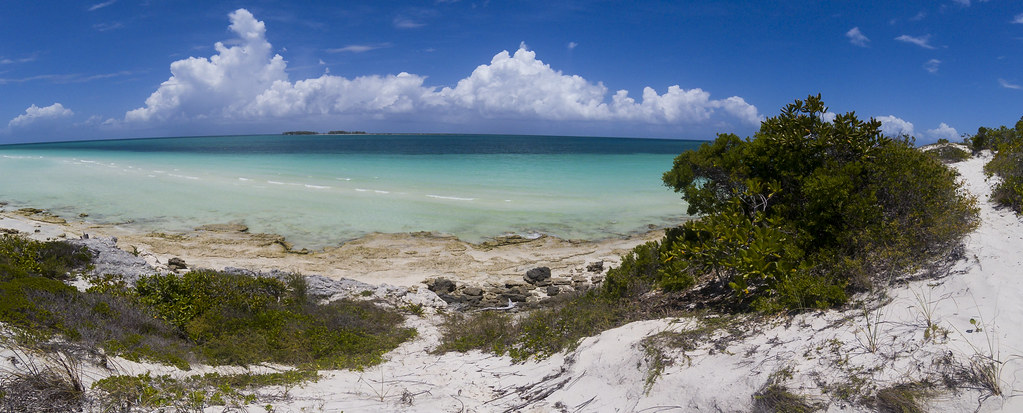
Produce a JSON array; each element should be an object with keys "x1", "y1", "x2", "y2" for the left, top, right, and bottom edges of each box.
[{"x1": 283, "y1": 130, "x2": 367, "y2": 135}]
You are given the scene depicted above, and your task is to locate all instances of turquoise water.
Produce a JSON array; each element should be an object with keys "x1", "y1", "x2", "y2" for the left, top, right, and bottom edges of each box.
[{"x1": 0, "y1": 134, "x2": 701, "y2": 248}]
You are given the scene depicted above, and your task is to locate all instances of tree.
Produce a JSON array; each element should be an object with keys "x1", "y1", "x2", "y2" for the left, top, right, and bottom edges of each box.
[{"x1": 654, "y1": 95, "x2": 977, "y2": 311}]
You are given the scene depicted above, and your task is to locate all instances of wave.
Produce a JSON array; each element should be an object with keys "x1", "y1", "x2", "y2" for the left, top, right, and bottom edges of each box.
[{"x1": 427, "y1": 194, "x2": 476, "y2": 201}]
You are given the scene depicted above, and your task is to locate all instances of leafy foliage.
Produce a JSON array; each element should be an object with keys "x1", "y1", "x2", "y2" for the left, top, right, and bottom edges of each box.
[
  {"x1": 109, "y1": 270, "x2": 415, "y2": 368},
  {"x1": 981, "y1": 117, "x2": 1023, "y2": 213},
  {"x1": 0, "y1": 235, "x2": 413, "y2": 371},
  {"x1": 657, "y1": 95, "x2": 977, "y2": 311}
]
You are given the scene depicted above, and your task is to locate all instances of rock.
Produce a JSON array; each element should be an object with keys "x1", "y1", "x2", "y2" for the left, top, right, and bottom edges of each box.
[
  {"x1": 68, "y1": 237, "x2": 158, "y2": 284},
  {"x1": 428, "y1": 277, "x2": 457, "y2": 294},
  {"x1": 500, "y1": 292, "x2": 529, "y2": 303},
  {"x1": 552, "y1": 277, "x2": 573, "y2": 285},
  {"x1": 546, "y1": 285, "x2": 560, "y2": 296},
  {"x1": 524, "y1": 266, "x2": 552, "y2": 284},
  {"x1": 505, "y1": 279, "x2": 530, "y2": 288},
  {"x1": 462, "y1": 286, "x2": 484, "y2": 296},
  {"x1": 167, "y1": 257, "x2": 188, "y2": 270},
  {"x1": 401, "y1": 287, "x2": 448, "y2": 308},
  {"x1": 195, "y1": 223, "x2": 249, "y2": 233},
  {"x1": 586, "y1": 261, "x2": 605, "y2": 273},
  {"x1": 572, "y1": 275, "x2": 589, "y2": 284}
]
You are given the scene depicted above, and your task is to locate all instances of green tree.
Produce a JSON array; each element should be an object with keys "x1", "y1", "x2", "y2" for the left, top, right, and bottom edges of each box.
[{"x1": 656, "y1": 95, "x2": 977, "y2": 311}]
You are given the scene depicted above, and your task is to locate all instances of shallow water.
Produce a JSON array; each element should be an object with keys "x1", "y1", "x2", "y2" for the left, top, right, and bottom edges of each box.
[{"x1": 0, "y1": 134, "x2": 701, "y2": 248}]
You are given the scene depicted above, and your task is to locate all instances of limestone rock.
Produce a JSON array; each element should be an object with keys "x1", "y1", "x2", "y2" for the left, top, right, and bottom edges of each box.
[{"x1": 524, "y1": 266, "x2": 552, "y2": 284}]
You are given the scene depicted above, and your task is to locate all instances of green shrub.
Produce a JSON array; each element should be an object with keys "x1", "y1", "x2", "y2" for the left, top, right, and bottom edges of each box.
[
  {"x1": 985, "y1": 137, "x2": 1023, "y2": 213},
  {"x1": 437, "y1": 291, "x2": 640, "y2": 361},
  {"x1": 659, "y1": 95, "x2": 977, "y2": 311},
  {"x1": 0, "y1": 235, "x2": 91, "y2": 282},
  {"x1": 926, "y1": 145, "x2": 970, "y2": 163},
  {"x1": 125, "y1": 270, "x2": 414, "y2": 368}
]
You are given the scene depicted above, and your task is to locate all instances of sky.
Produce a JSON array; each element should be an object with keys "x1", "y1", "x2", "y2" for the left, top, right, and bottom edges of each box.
[{"x1": 1, "y1": 0, "x2": 1021, "y2": 144}]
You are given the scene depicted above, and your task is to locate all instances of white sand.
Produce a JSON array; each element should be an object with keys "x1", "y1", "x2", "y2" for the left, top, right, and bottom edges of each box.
[{"x1": 2, "y1": 153, "x2": 1022, "y2": 412}]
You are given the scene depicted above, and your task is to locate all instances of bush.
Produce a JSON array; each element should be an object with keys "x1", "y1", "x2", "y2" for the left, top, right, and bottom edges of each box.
[
  {"x1": 123, "y1": 270, "x2": 415, "y2": 368},
  {"x1": 926, "y1": 145, "x2": 970, "y2": 163},
  {"x1": 0, "y1": 235, "x2": 413, "y2": 371},
  {"x1": 657, "y1": 95, "x2": 977, "y2": 311},
  {"x1": 985, "y1": 136, "x2": 1023, "y2": 213},
  {"x1": 0, "y1": 235, "x2": 91, "y2": 282},
  {"x1": 436, "y1": 291, "x2": 640, "y2": 361}
]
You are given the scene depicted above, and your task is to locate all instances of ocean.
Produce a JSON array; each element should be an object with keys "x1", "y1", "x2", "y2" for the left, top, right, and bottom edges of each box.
[{"x1": 0, "y1": 134, "x2": 702, "y2": 248}]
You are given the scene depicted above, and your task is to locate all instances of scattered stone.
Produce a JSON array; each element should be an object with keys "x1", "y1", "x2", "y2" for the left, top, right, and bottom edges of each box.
[
  {"x1": 572, "y1": 275, "x2": 589, "y2": 284},
  {"x1": 547, "y1": 285, "x2": 561, "y2": 296},
  {"x1": 586, "y1": 260, "x2": 605, "y2": 273},
  {"x1": 167, "y1": 257, "x2": 188, "y2": 270},
  {"x1": 79, "y1": 213, "x2": 89, "y2": 218},
  {"x1": 524, "y1": 266, "x2": 552, "y2": 284},
  {"x1": 552, "y1": 277, "x2": 573, "y2": 285},
  {"x1": 505, "y1": 279, "x2": 530, "y2": 288},
  {"x1": 462, "y1": 286, "x2": 484, "y2": 297},
  {"x1": 427, "y1": 277, "x2": 457, "y2": 294}
]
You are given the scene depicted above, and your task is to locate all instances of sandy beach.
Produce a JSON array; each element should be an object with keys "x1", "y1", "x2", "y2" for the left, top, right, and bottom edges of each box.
[{"x1": 1, "y1": 152, "x2": 1021, "y2": 412}]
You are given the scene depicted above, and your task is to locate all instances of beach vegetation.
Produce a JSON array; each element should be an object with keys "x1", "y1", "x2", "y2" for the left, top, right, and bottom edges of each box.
[
  {"x1": 874, "y1": 382, "x2": 933, "y2": 413},
  {"x1": 655, "y1": 94, "x2": 978, "y2": 311},
  {"x1": 93, "y1": 370, "x2": 317, "y2": 411},
  {"x1": 0, "y1": 234, "x2": 413, "y2": 375},
  {"x1": 95, "y1": 270, "x2": 415, "y2": 369},
  {"x1": 926, "y1": 145, "x2": 970, "y2": 163},
  {"x1": 981, "y1": 117, "x2": 1023, "y2": 213},
  {"x1": 436, "y1": 291, "x2": 643, "y2": 361}
]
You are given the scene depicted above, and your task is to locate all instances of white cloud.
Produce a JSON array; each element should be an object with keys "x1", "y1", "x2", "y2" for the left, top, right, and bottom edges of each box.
[
  {"x1": 895, "y1": 34, "x2": 936, "y2": 49},
  {"x1": 874, "y1": 115, "x2": 915, "y2": 137},
  {"x1": 88, "y1": 0, "x2": 116, "y2": 11},
  {"x1": 567, "y1": 42, "x2": 578, "y2": 50},
  {"x1": 393, "y1": 17, "x2": 425, "y2": 29},
  {"x1": 924, "y1": 59, "x2": 941, "y2": 74},
  {"x1": 926, "y1": 122, "x2": 959, "y2": 141},
  {"x1": 999, "y1": 78, "x2": 1021, "y2": 89},
  {"x1": 953, "y1": 0, "x2": 988, "y2": 6},
  {"x1": 326, "y1": 43, "x2": 392, "y2": 53},
  {"x1": 126, "y1": 9, "x2": 762, "y2": 132},
  {"x1": 910, "y1": 11, "x2": 926, "y2": 21},
  {"x1": 845, "y1": 27, "x2": 870, "y2": 47},
  {"x1": 8, "y1": 103, "x2": 74, "y2": 127},
  {"x1": 1013, "y1": 13, "x2": 1023, "y2": 24},
  {"x1": 126, "y1": 9, "x2": 288, "y2": 123}
]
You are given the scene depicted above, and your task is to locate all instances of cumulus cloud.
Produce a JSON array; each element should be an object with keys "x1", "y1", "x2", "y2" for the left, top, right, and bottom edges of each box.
[
  {"x1": 567, "y1": 41, "x2": 578, "y2": 50},
  {"x1": 1014, "y1": 13, "x2": 1023, "y2": 24},
  {"x1": 874, "y1": 115, "x2": 915, "y2": 137},
  {"x1": 927, "y1": 123, "x2": 959, "y2": 141},
  {"x1": 999, "y1": 78, "x2": 1021, "y2": 89},
  {"x1": 8, "y1": 103, "x2": 73, "y2": 128},
  {"x1": 126, "y1": 9, "x2": 762, "y2": 132},
  {"x1": 895, "y1": 34, "x2": 936, "y2": 49},
  {"x1": 846, "y1": 27, "x2": 870, "y2": 47},
  {"x1": 924, "y1": 59, "x2": 941, "y2": 74}
]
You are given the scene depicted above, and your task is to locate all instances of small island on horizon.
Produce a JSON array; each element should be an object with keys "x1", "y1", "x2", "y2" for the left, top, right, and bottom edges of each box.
[{"x1": 283, "y1": 130, "x2": 368, "y2": 135}]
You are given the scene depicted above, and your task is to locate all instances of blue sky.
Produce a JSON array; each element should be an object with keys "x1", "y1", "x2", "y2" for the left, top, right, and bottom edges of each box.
[{"x1": 1, "y1": 0, "x2": 1020, "y2": 144}]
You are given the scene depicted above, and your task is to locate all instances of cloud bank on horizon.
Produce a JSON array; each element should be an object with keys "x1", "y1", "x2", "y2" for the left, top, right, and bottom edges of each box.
[{"x1": 121, "y1": 9, "x2": 761, "y2": 135}]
